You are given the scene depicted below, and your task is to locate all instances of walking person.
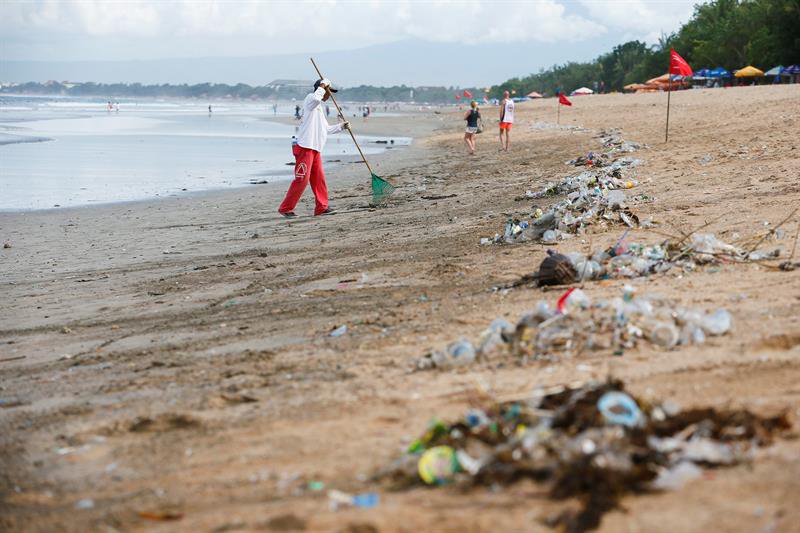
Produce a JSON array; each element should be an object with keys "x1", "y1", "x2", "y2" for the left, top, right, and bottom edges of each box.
[
  {"x1": 278, "y1": 79, "x2": 349, "y2": 217},
  {"x1": 463, "y1": 100, "x2": 481, "y2": 155},
  {"x1": 499, "y1": 90, "x2": 514, "y2": 152}
]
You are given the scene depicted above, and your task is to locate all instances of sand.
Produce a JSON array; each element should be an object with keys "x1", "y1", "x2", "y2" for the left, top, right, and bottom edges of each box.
[{"x1": 1, "y1": 84, "x2": 799, "y2": 532}]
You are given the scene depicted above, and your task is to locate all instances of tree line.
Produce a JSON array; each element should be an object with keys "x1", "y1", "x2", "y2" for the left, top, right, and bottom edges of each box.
[
  {"x1": 491, "y1": 0, "x2": 799, "y2": 97},
  {"x1": 1, "y1": 80, "x2": 481, "y2": 104}
]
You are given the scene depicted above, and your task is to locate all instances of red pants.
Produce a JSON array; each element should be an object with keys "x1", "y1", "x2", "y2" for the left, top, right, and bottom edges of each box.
[{"x1": 278, "y1": 145, "x2": 328, "y2": 215}]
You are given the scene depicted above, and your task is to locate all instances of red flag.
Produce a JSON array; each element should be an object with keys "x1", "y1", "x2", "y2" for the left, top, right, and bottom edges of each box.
[
  {"x1": 559, "y1": 93, "x2": 572, "y2": 106},
  {"x1": 669, "y1": 49, "x2": 692, "y2": 77},
  {"x1": 454, "y1": 94, "x2": 461, "y2": 100},
  {"x1": 463, "y1": 90, "x2": 473, "y2": 98}
]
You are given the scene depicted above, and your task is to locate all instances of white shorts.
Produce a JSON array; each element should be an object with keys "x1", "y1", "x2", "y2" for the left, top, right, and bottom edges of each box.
[{"x1": 465, "y1": 126, "x2": 478, "y2": 134}]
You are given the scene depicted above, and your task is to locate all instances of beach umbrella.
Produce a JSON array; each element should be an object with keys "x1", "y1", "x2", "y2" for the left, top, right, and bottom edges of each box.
[
  {"x1": 709, "y1": 67, "x2": 731, "y2": 78},
  {"x1": 764, "y1": 66, "x2": 785, "y2": 76},
  {"x1": 784, "y1": 65, "x2": 800, "y2": 75},
  {"x1": 571, "y1": 87, "x2": 594, "y2": 96},
  {"x1": 734, "y1": 66, "x2": 764, "y2": 78},
  {"x1": 527, "y1": 91, "x2": 543, "y2": 98},
  {"x1": 694, "y1": 68, "x2": 712, "y2": 78}
]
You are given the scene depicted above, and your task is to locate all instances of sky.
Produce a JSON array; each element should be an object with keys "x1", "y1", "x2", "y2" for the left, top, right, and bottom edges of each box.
[{"x1": 0, "y1": 0, "x2": 702, "y2": 86}]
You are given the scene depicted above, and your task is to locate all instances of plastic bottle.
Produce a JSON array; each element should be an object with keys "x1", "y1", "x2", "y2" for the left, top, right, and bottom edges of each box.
[
  {"x1": 607, "y1": 189, "x2": 626, "y2": 208},
  {"x1": 556, "y1": 288, "x2": 590, "y2": 314},
  {"x1": 646, "y1": 321, "x2": 679, "y2": 349},
  {"x1": 432, "y1": 339, "x2": 476, "y2": 369},
  {"x1": 700, "y1": 309, "x2": 732, "y2": 335}
]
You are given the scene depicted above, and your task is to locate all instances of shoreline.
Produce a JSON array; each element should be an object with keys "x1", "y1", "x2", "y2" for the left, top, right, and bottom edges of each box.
[{"x1": 0, "y1": 111, "x2": 439, "y2": 214}]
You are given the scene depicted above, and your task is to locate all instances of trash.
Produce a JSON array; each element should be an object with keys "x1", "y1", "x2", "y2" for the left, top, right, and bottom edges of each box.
[
  {"x1": 330, "y1": 325, "x2": 348, "y2": 337},
  {"x1": 418, "y1": 446, "x2": 459, "y2": 485},
  {"x1": 535, "y1": 251, "x2": 577, "y2": 286},
  {"x1": 377, "y1": 379, "x2": 791, "y2": 532},
  {"x1": 486, "y1": 188, "x2": 641, "y2": 245},
  {"x1": 328, "y1": 490, "x2": 380, "y2": 510},
  {"x1": 415, "y1": 287, "x2": 735, "y2": 369},
  {"x1": 596, "y1": 391, "x2": 644, "y2": 427},
  {"x1": 650, "y1": 461, "x2": 703, "y2": 490},
  {"x1": 74, "y1": 498, "x2": 95, "y2": 510},
  {"x1": 506, "y1": 224, "x2": 791, "y2": 290},
  {"x1": 307, "y1": 480, "x2": 325, "y2": 491},
  {"x1": 432, "y1": 339, "x2": 476, "y2": 368},
  {"x1": 3, "y1": 242, "x2": 11, "y2": 249},
  {"x1": 555, "y1": 288, "x2": 589, "y2": 314}
]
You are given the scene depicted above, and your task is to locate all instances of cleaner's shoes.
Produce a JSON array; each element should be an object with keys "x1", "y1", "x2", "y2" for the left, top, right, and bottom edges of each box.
[
  {"x1": 280, "y1": 211, "x2": 297, "y2": 218},
  {"x1": 318, "y1": 208, "x2": 336, "y2": 216}
]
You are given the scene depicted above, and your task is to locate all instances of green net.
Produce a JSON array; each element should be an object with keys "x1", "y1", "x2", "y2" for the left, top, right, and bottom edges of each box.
[{"x1": 371, "y1": 173, "x2": 396, "y2": 205}]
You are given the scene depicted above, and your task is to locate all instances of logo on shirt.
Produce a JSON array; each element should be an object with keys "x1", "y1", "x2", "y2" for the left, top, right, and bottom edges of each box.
[{"x1": 295, "y1": 162, "x2": 308, "y2": 181}]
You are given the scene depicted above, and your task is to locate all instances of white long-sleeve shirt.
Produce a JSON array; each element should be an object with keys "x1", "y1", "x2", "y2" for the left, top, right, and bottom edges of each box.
[{"x1": 296, "y1": 87, "x2": 344, "y2": 152}]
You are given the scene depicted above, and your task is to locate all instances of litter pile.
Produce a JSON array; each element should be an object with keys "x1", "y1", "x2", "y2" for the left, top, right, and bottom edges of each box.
[
  {"x1": 486, "y1": 187, "x2": 641, "y2": 245},
  {"x1": 377, "y1": 379, "x2": 791, "y2": 532},
  {"x1": 530, "y1": 122, "x2": 590, "y2": 133},
  {"x1": 483, "y1": 132, "x2": 646, "y2": 245},
  {"x1": 415, "y1": 287, "x2": 732, "y2": 370},
  {"x1": 518, "y1": 229, "x2": 787, "y2": 286}
]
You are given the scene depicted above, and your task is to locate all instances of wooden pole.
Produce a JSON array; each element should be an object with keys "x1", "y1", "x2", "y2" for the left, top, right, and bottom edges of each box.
[
  {"x1": 557, "y1": 95, "x2": 560, "y2": 125},
  {"x1": 665, "y1": 75, "x2": 672, "y2": 142}
]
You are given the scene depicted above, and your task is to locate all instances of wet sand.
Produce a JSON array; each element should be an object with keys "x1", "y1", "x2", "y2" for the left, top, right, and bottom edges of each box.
[{"x1": 1, "y1": 85, "x2": 799, "y2": 532}]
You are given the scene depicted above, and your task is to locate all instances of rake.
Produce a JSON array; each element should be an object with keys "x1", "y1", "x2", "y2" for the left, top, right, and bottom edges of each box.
[{"x1": 310, "y1": 57, "x2": 396, "y2": 206}]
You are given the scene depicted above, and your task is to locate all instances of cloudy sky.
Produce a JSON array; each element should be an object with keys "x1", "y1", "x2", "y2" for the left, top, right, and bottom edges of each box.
[{"x1": 1, "y1": 0, "x2": 701, "y2": 85}]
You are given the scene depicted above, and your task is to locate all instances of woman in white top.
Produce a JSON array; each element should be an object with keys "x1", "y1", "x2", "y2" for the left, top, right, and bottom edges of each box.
[{"x1": 499, "y1": 90, "x2": 514, "y2": 152}]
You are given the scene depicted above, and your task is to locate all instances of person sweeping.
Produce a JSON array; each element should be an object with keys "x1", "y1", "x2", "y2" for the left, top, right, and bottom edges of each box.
[{"x1": 278, "y1": 78, "x2": 350, "y2": 217}]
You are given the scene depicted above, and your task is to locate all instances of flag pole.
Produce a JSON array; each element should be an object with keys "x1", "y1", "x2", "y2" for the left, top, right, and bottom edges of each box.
[
  {"x1": 665, "y1": 74, "x2": 672, "y2": 142},
  {"x1": 557, "y1": 93, "x2": 560, "y2": 125}
]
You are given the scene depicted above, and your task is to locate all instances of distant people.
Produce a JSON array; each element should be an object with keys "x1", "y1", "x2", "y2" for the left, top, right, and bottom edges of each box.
[
  {"x1": 325, "y1": 104, "x2": 330, "y2": 117},
  {"x1": 114, "y1": 101, "x2": 119, "y2": 113},
  {"x1": 294, "y1": 104, "x2": 301, "y2": 120},
  {"x1": 107, "y1": 101, "x2": 112, "y2": 112},
  {"x1": 278, "y1": 79, "x2": 350, "y2": 218},
  {"x1": 463, "y1": 100, "x2": 481, "y2": 155},
  {"x1": 208, "y1": 104, "x2": 212, "y2": 114},
  {"x1": 499, "y1": 90, "x2": 514, "y2": 152},
  {"x1": 273, "y1": 103, "x2": 278, "y2": 115}
]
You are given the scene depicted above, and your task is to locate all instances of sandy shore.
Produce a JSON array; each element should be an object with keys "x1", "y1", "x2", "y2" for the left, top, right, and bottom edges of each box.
[{"x1": 2, "y1": 85, "x2": 799, "y2": 532}]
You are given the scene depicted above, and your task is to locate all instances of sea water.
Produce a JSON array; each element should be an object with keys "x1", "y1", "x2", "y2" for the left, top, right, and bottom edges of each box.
[{"x1": 0, "y1": 95, "x2": 409, "y2": 211}]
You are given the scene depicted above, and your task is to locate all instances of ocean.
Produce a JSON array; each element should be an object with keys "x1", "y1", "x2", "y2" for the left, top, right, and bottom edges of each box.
[{"x1": 0, "y1": 95, "x2": 408, "y2": 211}]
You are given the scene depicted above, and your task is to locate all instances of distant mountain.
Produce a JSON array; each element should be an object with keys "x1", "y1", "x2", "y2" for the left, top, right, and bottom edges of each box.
[{"x1": 1, "y1": 38, "x2": 621, "y2": 87}]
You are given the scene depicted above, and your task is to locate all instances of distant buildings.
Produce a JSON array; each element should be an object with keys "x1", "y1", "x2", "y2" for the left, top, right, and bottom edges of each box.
[{"x1": 265, "y1": 79, "x2": 315, "y2": 90}]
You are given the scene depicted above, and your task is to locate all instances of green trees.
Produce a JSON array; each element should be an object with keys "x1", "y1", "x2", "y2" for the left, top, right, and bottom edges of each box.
[{"x1": 492, "y1": 0, "x2": 800, "y2": 97}]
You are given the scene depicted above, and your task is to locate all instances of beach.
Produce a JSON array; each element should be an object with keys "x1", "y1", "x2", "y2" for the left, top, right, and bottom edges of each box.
[{"x1": 2, "y1": 84, "x2": 799, "y2": 532}]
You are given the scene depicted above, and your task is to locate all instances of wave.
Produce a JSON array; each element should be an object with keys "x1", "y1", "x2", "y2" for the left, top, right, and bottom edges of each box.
[{"x1": 0, "y1": 132, "x2": 54, "y2": 146}]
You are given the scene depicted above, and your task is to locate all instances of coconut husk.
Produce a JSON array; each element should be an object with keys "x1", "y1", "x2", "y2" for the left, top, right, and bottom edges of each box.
[{"x1": 537, "y1": 250, "x2": 577, "y2": 286}]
